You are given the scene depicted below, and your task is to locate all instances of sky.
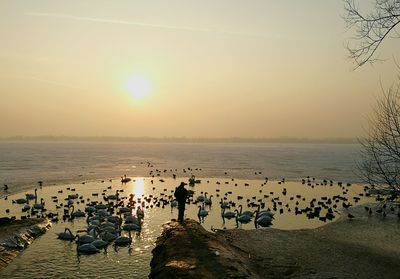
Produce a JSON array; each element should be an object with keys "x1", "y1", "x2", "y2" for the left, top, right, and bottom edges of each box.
[{"x1": 0, "y1": 0, "x2": 399, "y2": 139}]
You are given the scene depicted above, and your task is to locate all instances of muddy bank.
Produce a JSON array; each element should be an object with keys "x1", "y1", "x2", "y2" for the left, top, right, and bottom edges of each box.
[
  {"x1": 150, "y1": 209, "x2": 400, "y2": 278},
  {"x1": 0, "y1": 218, "x2": 51, "y2": 271},
  {"x1": 150, "y1": 219, "x2": 257, "y2": 278}
]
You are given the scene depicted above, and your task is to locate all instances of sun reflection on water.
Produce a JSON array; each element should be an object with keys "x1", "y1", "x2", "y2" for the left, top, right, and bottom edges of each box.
[{"x1": 131, "y1": 177, "x2": 145, "y2": 199}]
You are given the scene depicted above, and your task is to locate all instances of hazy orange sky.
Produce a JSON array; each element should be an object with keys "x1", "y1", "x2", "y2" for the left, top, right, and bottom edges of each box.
[{"x1": 1, "y1": 1, "x2": 399, "y2": 138}]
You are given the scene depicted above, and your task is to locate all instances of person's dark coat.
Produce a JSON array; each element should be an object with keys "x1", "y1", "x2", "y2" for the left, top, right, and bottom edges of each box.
[{"x1": 174, "y1": 185, "x2": 188, "y2": 205}]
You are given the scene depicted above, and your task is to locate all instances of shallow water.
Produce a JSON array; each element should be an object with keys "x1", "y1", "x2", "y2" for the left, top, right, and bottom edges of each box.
[
  {"x1": 0, "y1": 141, "x2": 361, "y2": 195},
  {"x1": 0, "y1": 177, "x2": 373, "y2": 278}
]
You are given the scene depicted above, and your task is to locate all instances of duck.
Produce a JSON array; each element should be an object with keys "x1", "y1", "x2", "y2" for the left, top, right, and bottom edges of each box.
[
  {"x1": 170, "y1": 199, "x2": 178, "y2": 208},
  {"x1": 68, "y1": 194, "x2": 79, "y2": 200},
  {"x1": 121, "y1": 175, "x2": 131, "y2": 183},
  {"x1": 13, "y1": 198, "x2": 27, "y2": 204}
]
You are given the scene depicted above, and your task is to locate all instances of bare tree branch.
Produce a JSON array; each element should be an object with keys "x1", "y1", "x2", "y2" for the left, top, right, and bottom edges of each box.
[
  {"x1": 358, "y1": 84, "x2": 400, "y2": 194},
  {"x1": 344, "y1": 0, "x2": 400, "y2": 68}
]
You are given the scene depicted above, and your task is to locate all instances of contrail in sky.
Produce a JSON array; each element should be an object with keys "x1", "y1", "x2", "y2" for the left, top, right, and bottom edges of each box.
[{"x1": 25, "y1": 12, "x2": 267, "y2": 38}]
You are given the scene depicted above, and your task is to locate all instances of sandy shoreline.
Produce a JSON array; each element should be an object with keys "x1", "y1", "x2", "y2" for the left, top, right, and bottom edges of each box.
[{"x1": 150, "y1": 205, "x2": 400, "y2": 278}]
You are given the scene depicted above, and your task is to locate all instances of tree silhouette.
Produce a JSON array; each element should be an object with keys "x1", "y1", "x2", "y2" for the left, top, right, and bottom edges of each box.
[
  {"x1": 344, "y1": 0, "x2": 400, "y2": 67},
  {"x1": 359, "y1": 82, "x2": 400, "y2": 194},
  {"x1": 344, "y1": 1, "x2": 400, "y2": 196}
]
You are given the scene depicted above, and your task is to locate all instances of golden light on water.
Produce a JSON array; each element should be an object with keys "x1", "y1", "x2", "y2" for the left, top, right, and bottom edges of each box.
[
  {"x1": 132, "y1": 177, "x2": 145, "y2": 198},
  {"x1": 126, "y1": 74, "x2": 151, "y2": 100}
]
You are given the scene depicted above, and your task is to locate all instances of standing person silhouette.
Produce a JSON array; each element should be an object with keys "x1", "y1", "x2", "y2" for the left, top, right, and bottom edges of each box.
[{"x1": 174, "y1": 182, "x2": 188, "y2": 223}]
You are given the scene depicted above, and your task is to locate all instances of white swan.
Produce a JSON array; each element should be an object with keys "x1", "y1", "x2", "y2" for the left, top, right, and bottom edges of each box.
[
  {"x1": 107, "y1": 215, "x2": 121, "y2": 224},
  {"x1": 221, "y1": 207, "x2": 236, "y2": 219},
  {"x1": 235, "y1": 209, "x2": 252, "y2": 223},
  {"x1": 85, "y1": 205, "x2": 96, "y2": 213},
  {"x1": 196, "y1": 193, "x2": 205, "y2": 202},
  {"x1": 220, "y1": 199, "x2": 230, "y2": 209},
  {"x1": 204, "y1": 195, "x2": 213, "y2": 205},
  {"x1": 197, "y1": 205, "x2": 208, "y2": 217},
  {"x1": 119, "y1": 207, "x2": 131, "y2": 214},
  {"x1": 106, "y1": 190, "x2": 119, "y2": 201},
  {"x1": 254, "y1": 211, "x2": 273, "y2": 228},
  {"x1": 70, "y1": 205, "x2": 86, "y2": 218},
  {"x1": 33, "y1": 198, "x2": 44, "y2": 210},
  {"x1": 100, "y1": 221, "x2": 115, "y2": 229},
  {"x1": 91, "y1": 239, "x2": 108, "y2": 249},
  {"x1": 96, "y1": 204, "x2": 108, "y2": 210},
  {"x1": 97, "y1": 209, "x2": 111, "y2": 218},
  {"x1": 77, "y1": 243, "x2": 100, "y2": 254},
  {"x1": 25, "y1": 189, "x2": 37, "y2": 200},
  {"x1": 123, "y1": 222, "x2": 141, "y2": 232},
  {"x1": 76, "y1": 234, "x2": 95, "y2": 244},
  {"x1": 238, "y1": 205, "x2": 253, "y2": 217},
  {"x1": 75, "y1": 235, "x2": 99, "y2": 254},
  {"x1": 124, "y1": 214, "x2": 139, "y2": 224},
  {"x1": 114, "y1": 231, "x2": 132, "y2": 246},
  {"x1": 122, "y1": 211, "x2": 141, "y2": 232},
  {"x1": 87, "y1": 215, "x2": 101, "y2": 226},
  {"x1": 101, "y1": 231, "x2": 117, "y2": 242},
  {"x1": 257, "y1": 205, "x2": 274, "y2": 218},
  {"x1": 57, "y1": 228, "x2": 75, "y2": 241}
]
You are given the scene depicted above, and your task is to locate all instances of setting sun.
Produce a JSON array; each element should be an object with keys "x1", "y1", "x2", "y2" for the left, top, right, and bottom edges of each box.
[{"x1": 126, "y1": 75, "x2": 151, "y2": 100}]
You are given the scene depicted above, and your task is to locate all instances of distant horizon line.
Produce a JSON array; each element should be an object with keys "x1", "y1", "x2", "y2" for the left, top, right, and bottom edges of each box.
[{"x1": 0, "y1": 136, "x2": 359, "y2": 144}]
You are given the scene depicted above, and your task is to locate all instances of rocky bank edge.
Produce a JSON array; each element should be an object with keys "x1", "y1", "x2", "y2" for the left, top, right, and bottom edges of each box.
[
  {"x1": 0, "y1": 218, "x2": 51, "y2": 271},
  {"x1": 150, "y1": 209, "x2": 400, "y2": 278}
]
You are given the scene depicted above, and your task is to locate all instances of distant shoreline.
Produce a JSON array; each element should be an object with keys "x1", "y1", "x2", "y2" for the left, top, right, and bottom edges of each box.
[{"x1": 0, "y1": 136, "x2": 359, "y2": 144}]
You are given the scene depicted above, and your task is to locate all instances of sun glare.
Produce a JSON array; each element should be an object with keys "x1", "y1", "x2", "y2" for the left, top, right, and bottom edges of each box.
[
  {"x1": 126, "y1": 75, "x2": 151, "y2": 100},
  {"x1": 131, "y1": 177, "x2": 145, "y2": 199}
]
